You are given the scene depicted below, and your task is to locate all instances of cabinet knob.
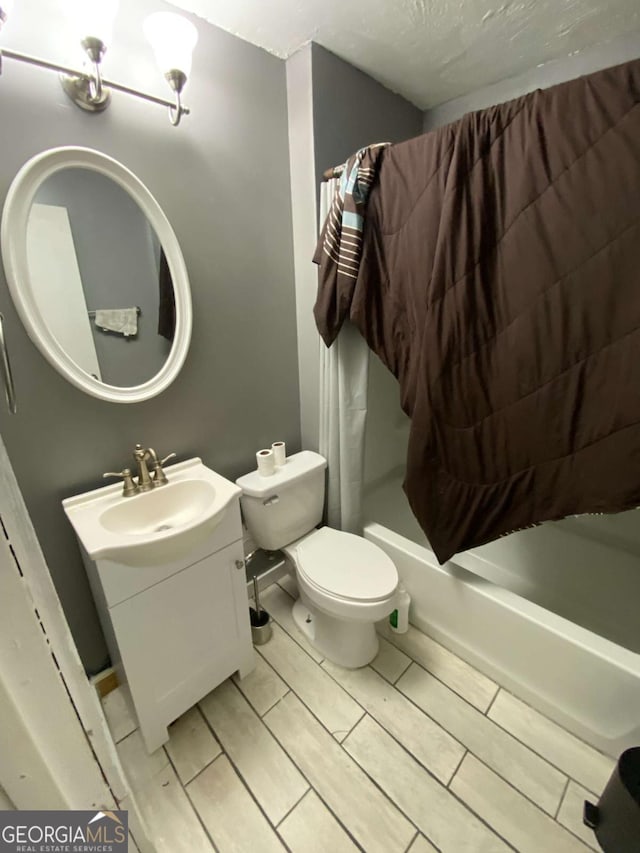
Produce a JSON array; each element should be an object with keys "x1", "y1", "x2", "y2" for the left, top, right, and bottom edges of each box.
[{"x1": 235, "y1": 560, "x2": 244, "y2": 570}]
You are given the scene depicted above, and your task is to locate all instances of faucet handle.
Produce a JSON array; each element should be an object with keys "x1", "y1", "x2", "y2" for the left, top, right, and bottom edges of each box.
[
  {"x1": 151, "y1": 451, "x2": 176, "y2": 487},
  {"x1": 103, "y1": 467, "x2": 139, "y2": 497}
]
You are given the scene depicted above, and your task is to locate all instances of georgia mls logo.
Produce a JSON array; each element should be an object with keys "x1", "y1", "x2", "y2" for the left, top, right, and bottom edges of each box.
[{"x1": 0, "y1": 809, "x2": 128, "y2": 852}]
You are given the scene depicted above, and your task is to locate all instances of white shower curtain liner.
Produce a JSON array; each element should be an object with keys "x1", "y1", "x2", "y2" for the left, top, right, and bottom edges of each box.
[{"x1": 318, "y1": 179, "x2": 369, "y2": 534}]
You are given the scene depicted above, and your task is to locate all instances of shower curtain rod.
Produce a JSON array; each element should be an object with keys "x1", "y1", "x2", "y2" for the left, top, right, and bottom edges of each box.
[{"x1": 321, "y1": 164, "x2": 345, "y2": 182}]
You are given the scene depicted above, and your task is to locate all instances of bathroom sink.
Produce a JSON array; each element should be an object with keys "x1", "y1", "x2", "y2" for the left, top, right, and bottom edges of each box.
[
  {"x1": 100, "y1": 479, "x2": 217, "y2": 536},
  {"x1": 63, "y1": 458, "x2": 241, "y2": 567}
]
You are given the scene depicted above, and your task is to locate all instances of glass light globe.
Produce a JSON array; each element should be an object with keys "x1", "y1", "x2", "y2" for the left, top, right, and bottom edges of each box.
[
  {"x1": 74, "y1": 0, "x2": 120, "y2": 45},
  {"x1": 144, "y1": 12, "x2": 198, "y2": 77}
]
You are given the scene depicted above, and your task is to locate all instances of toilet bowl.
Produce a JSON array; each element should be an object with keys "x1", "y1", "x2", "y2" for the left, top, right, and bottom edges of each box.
[
  {"x1": 284, "y1": 527, "x2": 398, "y2": 668},
  {"x1": 236, "y1": 450, "x2": 399, "y2": 668}
]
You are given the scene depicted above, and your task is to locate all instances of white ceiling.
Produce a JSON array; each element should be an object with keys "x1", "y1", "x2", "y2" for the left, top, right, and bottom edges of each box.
[{"x1": 171, "y1": 0, "x2": 639, "y2": 109}]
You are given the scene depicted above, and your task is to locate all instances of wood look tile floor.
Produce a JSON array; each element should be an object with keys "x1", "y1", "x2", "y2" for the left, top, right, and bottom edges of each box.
[{"x1": 103, "y1": 576, "x2": 613, "y2": 853}]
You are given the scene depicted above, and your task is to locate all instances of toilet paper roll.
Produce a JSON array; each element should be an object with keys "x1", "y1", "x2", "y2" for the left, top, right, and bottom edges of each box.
[
  {"x1": 256, "y1": 448, "x2": 275, "y2": 477},
  {"x1": 272, "y1": 441, "x2": 286, "y2": 467}
]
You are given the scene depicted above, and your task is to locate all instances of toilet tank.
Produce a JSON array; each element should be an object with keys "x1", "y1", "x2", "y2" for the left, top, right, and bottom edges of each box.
[{"x1": 236, "y1": 451, "x2": 327, "y2": 551}]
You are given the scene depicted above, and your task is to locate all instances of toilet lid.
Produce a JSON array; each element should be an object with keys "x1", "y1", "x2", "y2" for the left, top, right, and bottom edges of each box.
[{"x1": 297, "y1": 528, "x2": 398, "y2": 602}]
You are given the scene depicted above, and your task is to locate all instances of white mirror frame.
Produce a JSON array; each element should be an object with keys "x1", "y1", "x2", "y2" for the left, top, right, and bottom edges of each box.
[{"x1": 0, "y1": 146, "x2": 192, "y2": 403}]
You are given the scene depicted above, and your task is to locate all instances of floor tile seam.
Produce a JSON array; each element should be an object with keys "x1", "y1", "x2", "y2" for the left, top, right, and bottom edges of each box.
[
  {"x1": 252, "y1": 658, "x2": 367, "y2": 747},
  {"x1": 491, "y1": 685, "x2": 617, "y2": 757},
  {"x1": 555, "y1": 776, "x2": 571, "y2": 820},
  {"x1": 312, "y1": 658, "x2": 470, "y2": 781},
  {"x1": 353, "y1": 662, "x2": 470, "y2": 764},
  {"x1": 487, "y1": 686, "x2": 616, "y2": 782},
  {"x1": 483, "y1": 706, "x2": 606, "y2": 797},
  {"x1": 274, "y1": 788, "x2": 312, "y2": 830},
  {"x1": 332, "y1": 707, "x2": 367, "y2": 743},
  {"x1": 257, "y1": 643, "x2": 367, "y2": 723},
  {"x1": 451, "y1": 752, "x2": 593, "y2": 851},
  {"x1": 299, "y1": 718, "x2": 423, "y2": 842},
  {"x1": 113, "y1": 724, "x2": 138, "y2": 745},
  {"x1": 391, "y1": 650, "x2": 501, "y2": 715},
  {"x1": 393, "y1": 670, "x2": 569, "y2": 817},
  {"x1": 396, "y1": 658, "x2": 513, "y2": 725},
  {"x1": 341, "y1": 705, "x2": 466, "y2": 795},
  {"x1": 232, "y1": 664, "x2": 291, "y2": 718},
  {"x1": 446, "y1": 747, "x2": 469, "y2": 789},
  {"x1": 192, "y1": 709, "x2": 301, "y2": 836},
  {"x1": 554, "y1": 791, "x2": 601, "y2": 852},
  {"x1": 484, "y1": 684, "x2": 502, "y2": 716},
  {"x1": 391, "y1": 656, "x2": 413, "y2": 685},
  {"x1": 403, "y1": 829, "x2": 419, "y2": 853},
  {"x1": 197, "y1": 681, "x2": 310, "y2": 828},
  {"x1": 174, "y1": 746, "x2": 223, "y2": 790},
  {"x1": 398, "y1": 661, "x2": 570, "y2": 808},
  {"x1": 260, "y1": 706, "x2": 369, "y2": 852},
  {"x1": 341, "y1": 728, "x2": 518, "y2": 853},
  {"x1": 258, "y1": 688, "x2": 292, "y2": 719},
  {"x1": 160, "y1": 746, "x2": 219, "y2": 852},
  {"x1": 377, "y1": 628, "x2": 498, "y2": 701}
]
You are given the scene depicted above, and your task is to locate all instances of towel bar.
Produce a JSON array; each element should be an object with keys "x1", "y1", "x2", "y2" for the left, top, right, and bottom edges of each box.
[{"x1": 88, "y1": 306, "x2": 141, "y2": 318}]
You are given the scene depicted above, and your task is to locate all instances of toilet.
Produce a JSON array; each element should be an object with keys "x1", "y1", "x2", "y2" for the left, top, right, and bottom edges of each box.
[{"x1": 236, "y1": 450, "x2": 398, "y2": 668}]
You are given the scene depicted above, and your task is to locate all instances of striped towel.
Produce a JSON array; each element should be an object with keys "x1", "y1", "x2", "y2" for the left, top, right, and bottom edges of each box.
[{"x1": 313, "y1": 143, "x2": 389, "y2": 347}]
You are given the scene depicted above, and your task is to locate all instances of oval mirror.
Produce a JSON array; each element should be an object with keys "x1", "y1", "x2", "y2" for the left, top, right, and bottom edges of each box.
[{"x1": 0, "y1": 147, "x2": 192, "y2": 403}]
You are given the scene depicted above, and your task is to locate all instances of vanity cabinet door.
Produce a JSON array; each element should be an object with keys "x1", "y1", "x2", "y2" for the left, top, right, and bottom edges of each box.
[{"x1": 109, "y1": 539, "x2": 253, "y2": 749}]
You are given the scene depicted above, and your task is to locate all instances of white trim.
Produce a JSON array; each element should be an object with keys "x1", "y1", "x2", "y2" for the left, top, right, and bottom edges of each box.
[
  {"x1": 0, "y1": 433, "x2": 154, "y2": 849},
  {"x1": 0, "y1": 146, "x2": 192, "y2": 404}
]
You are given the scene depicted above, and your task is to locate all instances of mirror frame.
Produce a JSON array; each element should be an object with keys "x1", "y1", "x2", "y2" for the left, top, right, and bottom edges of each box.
[{"x1": 0, "y1": 146, "x2": 192, "y2": 403}]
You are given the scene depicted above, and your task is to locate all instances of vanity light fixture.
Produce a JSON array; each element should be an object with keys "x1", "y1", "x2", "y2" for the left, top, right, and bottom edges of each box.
[
  {"x1": 0, "y1": 1, "x2": 197, "y2": 126},
  {"x1": 144, "y1": 12, "x2": 198, "y2": 127}
]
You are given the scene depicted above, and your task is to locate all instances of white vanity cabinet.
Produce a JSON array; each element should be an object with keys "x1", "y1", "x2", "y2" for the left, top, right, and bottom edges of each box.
[{"x1": 79, "y1": 496, "x2": 254, "y2": 753}]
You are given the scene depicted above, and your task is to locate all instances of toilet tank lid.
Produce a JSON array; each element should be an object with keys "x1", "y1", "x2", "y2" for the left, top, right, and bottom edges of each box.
[{"x1": 236, "y1": 450, "x2": 327, "y2": 497}]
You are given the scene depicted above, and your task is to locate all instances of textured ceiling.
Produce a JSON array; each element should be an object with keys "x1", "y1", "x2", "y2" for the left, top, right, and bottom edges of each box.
[{"x1": 171, "y1": 0, "x2": 640, "y2": 108}]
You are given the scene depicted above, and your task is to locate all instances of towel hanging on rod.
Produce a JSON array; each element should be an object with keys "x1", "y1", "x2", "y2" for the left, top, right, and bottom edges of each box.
[
  {"x1": 87, "y1": 306, "x2": 141, "y2": 318},
  {"x1": 91, "y1": 307, "x2": 140, "y2": 338}
]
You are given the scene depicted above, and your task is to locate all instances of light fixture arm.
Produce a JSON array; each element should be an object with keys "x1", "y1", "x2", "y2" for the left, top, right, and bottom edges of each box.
[
  {"x1": 165, "y1": 69, "x2": 187, "y2": 127},
  {"x1": 80, "y1": 36, "x2": 106, "y2": 102},
  {"x1": 0, "y1": 47, "x2": 190, "y2": 124}
]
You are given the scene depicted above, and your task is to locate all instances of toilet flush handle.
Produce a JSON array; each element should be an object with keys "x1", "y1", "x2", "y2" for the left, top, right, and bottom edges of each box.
[{"x1": 263, "y1": 495, "x2": 279, "y2": 507}]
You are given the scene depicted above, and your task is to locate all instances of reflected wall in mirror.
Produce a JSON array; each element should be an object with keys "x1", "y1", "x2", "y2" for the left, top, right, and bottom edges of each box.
[
  {"x1": 29, "y1": 168, "x2": 174, "y2": 388},
  {"x1": 1, "y1": 147, "x2": 191, "y2": 403}
]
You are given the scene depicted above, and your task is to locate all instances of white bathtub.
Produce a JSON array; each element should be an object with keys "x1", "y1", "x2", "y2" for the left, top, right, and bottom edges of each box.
[{"x1": 364, "y1": 472, "x2": 640, "y2": 758}]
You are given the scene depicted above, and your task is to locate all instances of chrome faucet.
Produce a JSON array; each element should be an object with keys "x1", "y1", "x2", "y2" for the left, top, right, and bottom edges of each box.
[{"x1": 103, "y1": 445, "x2": 177, "y2": 496}]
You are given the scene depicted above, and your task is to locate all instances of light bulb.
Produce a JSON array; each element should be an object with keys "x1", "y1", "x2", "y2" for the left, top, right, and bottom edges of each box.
[
  {"x1": 144, "y1": 12, "x2": 198, "y2": 78},
  {"x1": 74, "y1": 0, "x2": 120, "y2": 46}
]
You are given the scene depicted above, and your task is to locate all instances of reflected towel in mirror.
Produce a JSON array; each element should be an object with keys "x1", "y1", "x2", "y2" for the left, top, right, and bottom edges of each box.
[{"x1": 94, "y1": 308, "x2": 139, "y2": 337}]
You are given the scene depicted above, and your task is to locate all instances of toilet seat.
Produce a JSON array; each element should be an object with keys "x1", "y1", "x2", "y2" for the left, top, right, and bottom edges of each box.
[{"x1": 296, "y1": 527, "x2": 397, "y2": 603}]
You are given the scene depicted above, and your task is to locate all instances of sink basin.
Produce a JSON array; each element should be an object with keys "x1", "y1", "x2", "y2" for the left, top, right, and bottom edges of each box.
[
  {"x1": 100, "y1": 479, "x2": 218, "y2": 537},
  {"x1": 63, "y1": 458, "x2": 241, "y2": 566}
]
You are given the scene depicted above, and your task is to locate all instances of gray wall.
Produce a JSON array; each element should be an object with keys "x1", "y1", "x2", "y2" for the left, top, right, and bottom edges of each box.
[
  {"x1": 287, "y1": 43, "x2": 423, "y2": 454},
  {"x1": 35, "y1": 169, "x2": 171, "y2": 386},
  {"x1": 423, "y1": 30, "x2": 640, "y2": 131},
  {"x1": 311, "y1": 44, "x2": 423, "y2": 201},
  {"x1": 0, "y1": 0, "x2": 299, "y2": 672}
]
